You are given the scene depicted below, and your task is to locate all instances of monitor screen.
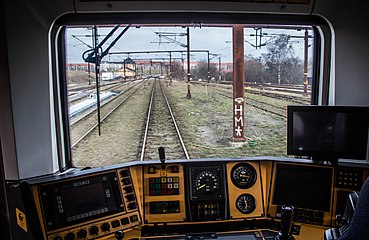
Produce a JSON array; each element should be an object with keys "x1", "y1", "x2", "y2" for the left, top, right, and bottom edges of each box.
[
  {"x1": 40, "y1": 172, "x2": 125, "y2": 231},
  {"x1": 287, "y1": 106, "x2": 369, "y2": 161},
  {"x1": 272, "y1": 163, "x2": 333, "y2": 212}
]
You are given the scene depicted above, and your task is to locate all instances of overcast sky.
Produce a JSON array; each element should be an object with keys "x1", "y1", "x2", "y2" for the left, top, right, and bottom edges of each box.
[{"x1": 66, "y1": 25, "x2": 314, "y2": 64}]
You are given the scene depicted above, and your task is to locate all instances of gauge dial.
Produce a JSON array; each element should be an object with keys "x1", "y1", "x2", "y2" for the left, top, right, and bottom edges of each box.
[
  {"x1": 190, "y1": 166, "x2": 223, "y2": 199},
  {"x1": 231, "y1": 163, "x2": 257, "y2": 189},
  {"x1": 236, "y1": 194, "x2": 256, "y2": 214}
]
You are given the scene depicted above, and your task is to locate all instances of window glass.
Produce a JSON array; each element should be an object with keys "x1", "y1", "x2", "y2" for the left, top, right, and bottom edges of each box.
[{"x1": 64, "y1": 24, "x2": 315, "y2": 167}]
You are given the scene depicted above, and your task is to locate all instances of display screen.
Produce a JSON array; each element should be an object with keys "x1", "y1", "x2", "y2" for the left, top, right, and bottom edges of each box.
[
  {"x1": 272, "y1": 164, "x2": 333, "y2": 212},
  {"x1": 40, "y1": 172, "x2": 125, "y2": 231},
  {"x1": 61, "y1": 182, "x2": 114, "y2": 222},
  {"x1": 287, "y1": 106, "x2": 369, "y2": 161}
]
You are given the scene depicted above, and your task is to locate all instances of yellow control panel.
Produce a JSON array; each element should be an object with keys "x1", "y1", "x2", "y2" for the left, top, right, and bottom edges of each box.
[{"x1": 24, "y1": 159, "x2": 369, "y2": 240}]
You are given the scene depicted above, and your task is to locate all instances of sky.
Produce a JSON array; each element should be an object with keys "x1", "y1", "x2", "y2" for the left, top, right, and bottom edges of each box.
[{"x1": 66, "y1": 25, "x2": 314, "y2": 64}]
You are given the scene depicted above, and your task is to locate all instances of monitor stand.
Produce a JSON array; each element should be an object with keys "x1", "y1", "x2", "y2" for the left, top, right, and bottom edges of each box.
[{"x1": 311, "y1": 157, "x2": 339, "y2": 166}]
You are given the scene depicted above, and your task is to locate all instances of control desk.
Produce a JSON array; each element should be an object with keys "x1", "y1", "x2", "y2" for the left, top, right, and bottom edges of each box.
[{"x1": 16, "y1": 158, "x2": 369, "y2": 240}]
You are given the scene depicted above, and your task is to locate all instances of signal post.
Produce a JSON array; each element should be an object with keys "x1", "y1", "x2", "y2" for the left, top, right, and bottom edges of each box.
[{"x1": 230, "y1": 25, "x2": 246, "y2": 145}]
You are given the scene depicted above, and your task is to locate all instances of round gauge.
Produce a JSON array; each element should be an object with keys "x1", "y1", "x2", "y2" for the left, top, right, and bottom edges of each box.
[
  {"x1": 231, "y1": 163, "x2": 257, "y2": 189},
  {"x1": 193, "y1": 170, "x2": 220, "y2": 196},
  {"x1": 236, "y1": 194, "x2": 256, "y2": 214}
]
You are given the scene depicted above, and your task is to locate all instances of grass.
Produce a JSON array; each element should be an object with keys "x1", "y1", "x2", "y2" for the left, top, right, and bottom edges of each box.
[
  {"x1": 166, "y1": 80, "x2": 288, "y2": 159},
  {"x1": 71, "y1": 79, "x2": 297, "y2": 167}
]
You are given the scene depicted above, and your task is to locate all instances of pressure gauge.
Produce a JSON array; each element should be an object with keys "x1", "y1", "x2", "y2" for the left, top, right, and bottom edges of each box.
[{"x1": 236, "y1": 194, "x2": 256, "y2": 214}]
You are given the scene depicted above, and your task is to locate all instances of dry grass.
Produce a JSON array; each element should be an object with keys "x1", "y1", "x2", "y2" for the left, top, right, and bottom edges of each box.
[{"x1": 71, "y1": 79, "x2": 300, "y2": 167}]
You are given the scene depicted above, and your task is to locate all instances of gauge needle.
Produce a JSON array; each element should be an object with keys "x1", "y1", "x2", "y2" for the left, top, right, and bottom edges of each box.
[
  {"x1": 197, "y1": 184, "x2": 206, "y2": 190},
  {"x1": 244, "y1": 199, "x2": 249, "y2": 208}
]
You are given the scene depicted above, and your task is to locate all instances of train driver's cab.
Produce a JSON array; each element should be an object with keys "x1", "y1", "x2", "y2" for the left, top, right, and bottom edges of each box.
[{"x1": 1, "y1": 1, "x2": 369, "y2": 240}]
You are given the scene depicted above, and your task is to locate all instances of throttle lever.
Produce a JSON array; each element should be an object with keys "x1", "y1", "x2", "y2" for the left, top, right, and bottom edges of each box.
[
  {"x1": 158, "y1": 147, "x2": 166, "y2": 170},
  {"x1": 274, "y1": 205, "x2": 295, "y2": 240}
]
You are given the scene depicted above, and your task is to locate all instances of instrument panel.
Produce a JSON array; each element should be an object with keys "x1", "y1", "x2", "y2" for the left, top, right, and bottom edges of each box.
[
  {"x1": 186, "y1": 164, "x2": 228, "y2": 221},
  {"x1": 190, "y1": 165, "x2": 224, "y2": 199},
  {"x1": 23, "y1": 159, "x2": 369, "y2": 240},
  {"x1": 32, "y1": 169, "x2": 142, "y2": 240}
]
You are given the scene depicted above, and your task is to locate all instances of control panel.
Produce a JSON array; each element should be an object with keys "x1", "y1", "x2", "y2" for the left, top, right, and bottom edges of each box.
[
  {"x1": 24, "y1": 159, "x2": 369, "y2": 240},
  {"x1": 143, "y1": 164, "x2": 186, "y2": 223},
  {"x1": 186, "y1": 164, "x2": 228, "y2": 221},
  {"x1": 34, "y1": 169, "x2": 141, "y2": 240},
  {"x1": 148, "y1": 176, "x2": 180, "y2": 196},
  {"x1": 332, "y1": 167, "x2": 366, "y2": 226},
  {"x1": 335, "y1": 167, "x2": 363, "y2": 189},
  {"x1": 226, "y1": 162, "x2": 265, "y2": 219}
]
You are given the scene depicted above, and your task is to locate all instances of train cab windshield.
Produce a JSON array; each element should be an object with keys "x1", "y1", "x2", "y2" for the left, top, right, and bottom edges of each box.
[{"x1": 62, "y1": 22, "x2": 317, "y2": 168}]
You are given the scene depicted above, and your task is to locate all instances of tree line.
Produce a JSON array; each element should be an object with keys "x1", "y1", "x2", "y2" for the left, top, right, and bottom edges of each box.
[{"x1": 172, "y1": 34, "x2": 305, "y2": 85}]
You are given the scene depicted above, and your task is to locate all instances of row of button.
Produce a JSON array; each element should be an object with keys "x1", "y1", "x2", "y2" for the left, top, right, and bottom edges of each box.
[
  {"x1": 149, "y1": 177, "x2": 180, "y2": 196},
  {"x1": 149, "y1": 201, "x2": 180, "y2": 214},
  {"x1": 51, "y1": 214, "x2": 139, "y2": 240},
  {"x1": 336, "y1": 168, "x2": 362, "y2": 189},
  {"x1": 149, "y1": 189, "x2": 179, "y2": 196},
  {"x1": 149, "y1": 177, "x2": 179, "y2": 183},
  {"x1": 150, "y1": 183, "x2": 179, "y2": 190}
]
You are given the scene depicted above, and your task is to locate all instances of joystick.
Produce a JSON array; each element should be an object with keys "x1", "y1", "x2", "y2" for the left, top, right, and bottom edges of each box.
[
  {"x1": 158, "y1": 147, "x2": 166, "y2": 170},
  {"x1": 274, "y1": 205, "x2": 295, "y2": 240}
]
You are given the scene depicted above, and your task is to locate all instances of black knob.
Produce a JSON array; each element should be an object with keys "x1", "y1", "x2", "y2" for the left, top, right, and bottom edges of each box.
[
  {"x1": 115, "y1": 231, "x2": 125, "y2": 240},
  {"x1": 101, "y1": 222, "x2": 111, "y2": 232},
  {"x1": 53, "y1": 236, "x2": 62, "y2": 240},
  {"x1": 89, "y1": 225, "x2": 99, "y2": 235},
  {"x1": 77, "y1": 229, "x2": 87, "y2": 239},
  {"x1": 65, "y1": 232, "x2": 75, "y2": 240}
]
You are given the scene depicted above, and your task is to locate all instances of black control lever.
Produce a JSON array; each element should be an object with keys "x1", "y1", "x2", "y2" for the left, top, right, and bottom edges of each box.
[
  {"x1": 158, "y1": 147, "x2": 166, "y2": 170},
  {"x1": 274, "y1": 205, "x2": 295, "y2": 240}
]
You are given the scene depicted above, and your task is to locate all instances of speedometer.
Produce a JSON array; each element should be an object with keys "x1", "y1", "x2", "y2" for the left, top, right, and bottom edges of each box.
[
  {"x1": 194, "y1": 170, "x2": 220, "y2": 195},
  {"x1": 190, "y1": 166, "x2": 223, "y2": 199},
  {"x1": 231, "y1": 163, "x2": 257, "y2": 189}
]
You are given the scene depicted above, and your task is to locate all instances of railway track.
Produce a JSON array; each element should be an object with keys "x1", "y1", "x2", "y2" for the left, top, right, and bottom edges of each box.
[
  {"x1": 246, "y1": 88, "x2": 310, "y2": 104},
  {"x1": 139, "y1": 79, "x2": 189, "y2": 161},
  {"x1": 213, "y1": 81, "x2": 310, "y2": 104},
  {"x1": 216, "y1": 91, "x2": 287, "y2": 119},
  {"x1": 70, "y1": 80, "x2": 143, "y2": 126},
  {"x1": 71, "y1": 80, "x2": 147, "y2": 148},
  {"x1": 68, "y1": 79, "x2": 141, "y2": 105},
  {"x1": 194, "y1": 83, "x2": 287, "y2": 118}
]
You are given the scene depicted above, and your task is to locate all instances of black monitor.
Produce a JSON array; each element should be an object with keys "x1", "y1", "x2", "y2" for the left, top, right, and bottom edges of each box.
[
  {"x1": 287, "y1": 105, "x2": 369, "y2": 162},
  {"x1": 272, "y1": 163, "x2": 333, "y2": 212}
]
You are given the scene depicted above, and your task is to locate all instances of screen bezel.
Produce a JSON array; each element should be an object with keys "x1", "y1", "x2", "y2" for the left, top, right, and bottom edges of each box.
[
  {"x1": 39, "y1": 171, "x2": 124, "y2": 231},
  {"x1": 287, "y1": 105, "x2": 369, "y2": 161},
  {"x1": 271, "y1": 163, "x2": 333, "y2": 212},
  {"x1": 267, "y1": 162, "x2": 335, "y2": 226}
]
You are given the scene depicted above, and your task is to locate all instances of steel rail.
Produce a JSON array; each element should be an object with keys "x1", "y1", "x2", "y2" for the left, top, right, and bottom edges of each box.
[
  {"x1": 70, "y1": 80, "x2": 143, "y2": 126},
  {"x1": 160, "y1": 81, "x2": 190, "y2": 160},
  {"x1": 140, "y1": 80, "x2": 156, "y2": 161},
  {"x1": 68, "y1": 81, "x2": 125, "y2": 105},
  {"x1": 193, "y1": 83, "x2": 287, "y2": 119},
  {"x1": 214, "y1": 91, "x2": 286, "y2": 118},
  {"x1": 71, "y1": 80, "x2": 146, "y2": 149},
  {"x1": 140, "y1": 80, "x2": 190, "y2": 161}
]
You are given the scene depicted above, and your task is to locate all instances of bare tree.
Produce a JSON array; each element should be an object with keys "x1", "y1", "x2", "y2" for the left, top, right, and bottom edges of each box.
[
  {"x1": 192, "y1": 59, "x2": 218, "y2": 81},
  {"x1": 171, "y1": 61, "x2": 183, "y2": 80},
  {"x1": 244, "y1": 55, "x2": 267, "y2": 83},
  {"x1": 262, "y1": 34, "x2": 294, "y2": 84}
]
